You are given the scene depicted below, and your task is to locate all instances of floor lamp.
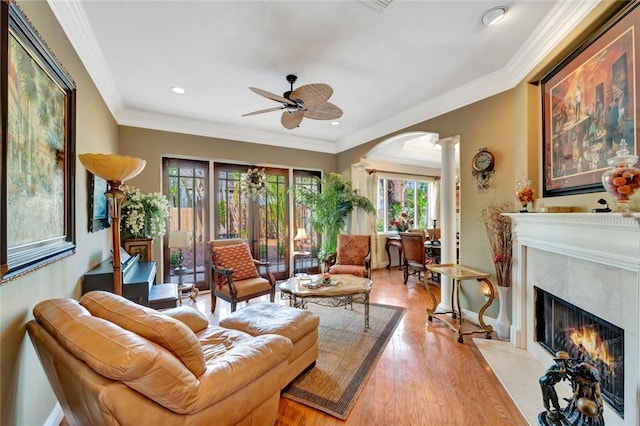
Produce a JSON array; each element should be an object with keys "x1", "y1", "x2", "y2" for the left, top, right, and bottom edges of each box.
[{"x1": 79, "y1": 154, "x2": 146, "y2": 296}]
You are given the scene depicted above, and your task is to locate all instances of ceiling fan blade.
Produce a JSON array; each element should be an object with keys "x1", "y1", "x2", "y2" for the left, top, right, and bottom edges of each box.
[
  {"x1": 290, "y1": 83, "x2": 333, "y2": 109},
  {"x1": 249, "y1": 87, "x2": 296, "y2": 106},
  {"x1": 281, "y1": 110, "x2": 304, "y2": 129},
  {"x1": 304, "y1": 102, "x2": 343, "y2": 120},
  {"x1": 241, "y1": 106, "x2": 284, "y2": 117}
]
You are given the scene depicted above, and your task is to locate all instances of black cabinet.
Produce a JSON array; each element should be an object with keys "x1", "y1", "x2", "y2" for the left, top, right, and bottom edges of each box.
[{"x1": 83, "y1": 253, "x2": 156, "y2": 306}]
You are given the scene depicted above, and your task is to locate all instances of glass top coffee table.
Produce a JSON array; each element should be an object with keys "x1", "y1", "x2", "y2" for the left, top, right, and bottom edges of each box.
[{"x1": 279, "y1": 274, "x2": 372, "y2": 330}]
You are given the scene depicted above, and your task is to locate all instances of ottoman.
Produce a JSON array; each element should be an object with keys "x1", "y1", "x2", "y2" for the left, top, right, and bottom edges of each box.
[{"x1": 219, "y1": 303, "x2": 319, "y2": 385}]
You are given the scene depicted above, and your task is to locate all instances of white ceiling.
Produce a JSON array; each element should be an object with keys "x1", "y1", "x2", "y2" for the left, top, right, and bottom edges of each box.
[{"x1": 49, "y1": 0, "x2": 599, "y2": 165}]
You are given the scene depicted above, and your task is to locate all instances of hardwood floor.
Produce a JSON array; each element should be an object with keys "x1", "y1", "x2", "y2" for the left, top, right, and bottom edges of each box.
[{"x1": 197, "y1": 268, "x2": 528, "y2": 426}]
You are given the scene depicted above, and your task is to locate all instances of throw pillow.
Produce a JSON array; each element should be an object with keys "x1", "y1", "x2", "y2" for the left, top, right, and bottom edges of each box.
[{"x1": 211, "y1": 243, "x2": 260, "y2": 283}]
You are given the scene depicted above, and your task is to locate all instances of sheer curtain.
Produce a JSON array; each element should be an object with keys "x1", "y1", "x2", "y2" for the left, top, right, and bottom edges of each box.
[{"x1": 349, "y1": 163, "x2": 381, "y2": 268}]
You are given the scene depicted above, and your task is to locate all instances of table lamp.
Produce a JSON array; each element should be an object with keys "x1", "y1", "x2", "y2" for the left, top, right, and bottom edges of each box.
[
  {"x1": 169, "y1": 230, "x2": 192, "y2": 286},
  {"x1": 79, "y1": 153, "x2": 146, "y2": 296},
  {"x1": 294, "y1": 228, "x2": 308, "y2": 252}
]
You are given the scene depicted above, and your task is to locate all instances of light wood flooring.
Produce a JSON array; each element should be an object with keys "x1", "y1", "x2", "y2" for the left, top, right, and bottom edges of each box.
[{"x1": 192, "y1": 268, "x2": 528, "y2": 426}]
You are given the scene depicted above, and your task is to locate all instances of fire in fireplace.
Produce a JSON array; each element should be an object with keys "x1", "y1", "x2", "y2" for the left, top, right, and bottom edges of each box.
[{"x1": 535, "y1": 287, "x2": 624, "y2": 417}]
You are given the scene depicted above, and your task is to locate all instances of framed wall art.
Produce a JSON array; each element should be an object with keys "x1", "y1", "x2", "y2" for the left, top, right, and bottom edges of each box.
[
  {"x1": 89, "y1": 173, "x2": 110, "y2": 233},
  {"x1": 1, "y1": 2, "x2": 76, "y2": 281},
  {"x1": 542, "y1": 1, "x2": 640, "y2": 197}
]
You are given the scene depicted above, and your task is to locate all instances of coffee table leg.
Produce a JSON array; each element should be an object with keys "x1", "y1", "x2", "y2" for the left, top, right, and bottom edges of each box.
[{"x1": 364, "y1": 292, "x2": 370, "y2": 331}]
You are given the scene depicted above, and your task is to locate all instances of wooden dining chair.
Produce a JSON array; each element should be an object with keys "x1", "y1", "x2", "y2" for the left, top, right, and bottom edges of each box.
[{"x1": 400, "y1": 232, "x2": 436, "y2": 285}]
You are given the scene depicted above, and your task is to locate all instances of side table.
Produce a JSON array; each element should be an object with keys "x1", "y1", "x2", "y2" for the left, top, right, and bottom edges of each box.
[
  {"x1": 425, "y1": 263, "x2": 495, "y2": 343},
  {"x1": 178, "y1": 283, "x2": 199, "y2": 305},
  {"x1": 292, "y1": 250, "x2": 312, "y2": 275}
]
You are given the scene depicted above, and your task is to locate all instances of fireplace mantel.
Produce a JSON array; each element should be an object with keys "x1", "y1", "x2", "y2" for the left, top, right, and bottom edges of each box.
[{"x1": 501, "y1": 212, "x2": 640, "y2": 425}]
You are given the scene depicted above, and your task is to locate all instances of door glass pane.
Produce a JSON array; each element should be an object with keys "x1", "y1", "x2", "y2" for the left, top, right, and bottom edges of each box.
[
  {"x1": 163, "y1": 158, "x2": 208, "y2": 291},
  {"x1": 215, "y1": 164, "x2": 290, "y2": 279}
]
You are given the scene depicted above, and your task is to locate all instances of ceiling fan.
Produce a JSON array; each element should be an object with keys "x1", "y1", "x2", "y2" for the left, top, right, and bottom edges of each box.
[{"x1": 242, "y1": 74, "x2": 343, "y2": 129}]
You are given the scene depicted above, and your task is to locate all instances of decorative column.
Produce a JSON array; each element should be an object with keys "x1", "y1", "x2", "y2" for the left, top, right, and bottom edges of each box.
[{"x1": 434, "y1": 135, "x2": 459, "y2": 312}]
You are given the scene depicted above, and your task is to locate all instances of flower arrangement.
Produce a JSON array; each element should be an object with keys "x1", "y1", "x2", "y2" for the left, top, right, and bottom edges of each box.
[
  {"x1": 243, "y1": 167, "x2": 267, "y2": 200},
  {"x1": 481, "y1": 202, "x2": 513, "y2": 287},
  {"x1": 120, "y1": 185, "x2": 170, "y2": 239},
  {"x1": 390, "y1": 211, "x2": 414, "y2": 232}
]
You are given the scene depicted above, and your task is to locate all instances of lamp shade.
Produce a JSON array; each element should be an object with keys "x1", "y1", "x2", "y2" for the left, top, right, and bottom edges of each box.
[
  {"x1": 294, "y1": 228, "x2": 308, "y2": 241},
  {"x1": 79, "y1": 153, "x2": 146, "y2": 182},
  {"x1": 169, "y1": 230, "x2": 192, "y2": 249}
]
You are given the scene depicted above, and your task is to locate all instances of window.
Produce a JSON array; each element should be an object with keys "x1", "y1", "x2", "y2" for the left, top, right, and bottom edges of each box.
[
  {"x1": 293, "y1": 170, "x2": 321, "y2": 273},
  {"x1": 376, "y1": 177, "x2": 432, "y2": 232}
]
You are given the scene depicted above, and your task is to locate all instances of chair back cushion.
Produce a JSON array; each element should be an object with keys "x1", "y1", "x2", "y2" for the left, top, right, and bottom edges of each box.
[
  {"x1": 336, "y1": 234, "x2": 370, "y2": 266},
  {"x1": 211, "y1": 242, "x2": 260, "y2": 281}
]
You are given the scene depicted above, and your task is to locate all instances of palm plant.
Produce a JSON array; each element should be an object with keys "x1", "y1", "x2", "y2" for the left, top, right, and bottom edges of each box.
[{"x1": 296, "y1": 172, "x2": 375, "y2": 261}]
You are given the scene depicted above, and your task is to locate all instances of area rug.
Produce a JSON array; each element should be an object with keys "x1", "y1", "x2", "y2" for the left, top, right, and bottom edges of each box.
[{"x1": 282, "y1": 302, "x2": 405, "y2": 420}]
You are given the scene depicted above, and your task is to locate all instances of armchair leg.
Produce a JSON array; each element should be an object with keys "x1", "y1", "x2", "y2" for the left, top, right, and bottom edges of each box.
[
  {"x1": 231, "y1": 301, "x2": 237, "y2": 312},
  {"x1": 403, "y1": 263, "x2": 409, "y2": 285},
  {"x1": 269, "y1": 291, "x2": 275, "y2": 303},
  {"x1": 211, "y1": 294, "x2": 217, "y2": 313}
]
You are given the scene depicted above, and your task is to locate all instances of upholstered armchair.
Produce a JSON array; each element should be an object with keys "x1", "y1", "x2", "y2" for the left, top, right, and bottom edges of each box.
[
  {"x1": 206, "y1": 239, "x2": 276, "y2": 313},
  {"x1": 324, "y1": 234, "x2": 371, "y2": 278}
]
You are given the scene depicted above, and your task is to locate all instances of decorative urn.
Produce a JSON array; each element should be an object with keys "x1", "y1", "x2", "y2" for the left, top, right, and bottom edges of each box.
[{"x1": 601, "y1": 139, "x2": 640, "y2": 211}]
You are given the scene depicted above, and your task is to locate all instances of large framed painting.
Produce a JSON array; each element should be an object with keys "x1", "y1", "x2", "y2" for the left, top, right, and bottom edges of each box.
[
  {"x1": 542, "y1": 1, "x2": 640, "y2": 197},
  {"x1": 1, "y1": 2, "x2": 76, "y2": 281}
]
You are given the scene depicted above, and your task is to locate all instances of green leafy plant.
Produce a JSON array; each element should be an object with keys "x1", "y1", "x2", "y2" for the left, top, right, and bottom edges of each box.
[{"x1": 296, "y1": 172, "x2": 375, "y2": 261}]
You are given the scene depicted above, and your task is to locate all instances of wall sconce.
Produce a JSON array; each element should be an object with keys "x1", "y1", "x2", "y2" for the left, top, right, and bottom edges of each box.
[
  {"x1": 294, "y1": 228, "x2": 309, "y2": 252},
  {"x1": 79, "y1": 153, "x2": 146, "y2": 296},
  {"x1": 169, "y1": 230, "x2": 193, "y2": 287}
]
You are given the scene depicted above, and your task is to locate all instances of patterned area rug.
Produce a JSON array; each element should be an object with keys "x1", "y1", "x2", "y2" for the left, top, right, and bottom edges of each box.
[{"x1": 282, "y1": 302, "x2": 405, "y2": 420}]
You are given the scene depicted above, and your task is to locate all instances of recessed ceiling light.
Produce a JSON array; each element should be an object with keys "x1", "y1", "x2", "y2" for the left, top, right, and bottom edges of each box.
[
  {"x1": 482, "y1": 6, "x2": 507, "y2": 26},
  {"x1": 171, "y1": 86, "x2": 185, "y2": 94},
  {"x1": 331, "y1": 121, "x2": 340, "y2": 126}
]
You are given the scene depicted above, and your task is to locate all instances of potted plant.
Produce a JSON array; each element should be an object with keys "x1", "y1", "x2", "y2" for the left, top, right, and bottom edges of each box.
[{"x1": 296, "y1": 172, "x2": 375, "y2": 262}]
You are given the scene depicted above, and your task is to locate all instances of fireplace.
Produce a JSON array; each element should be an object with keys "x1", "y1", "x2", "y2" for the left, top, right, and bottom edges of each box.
[
  {"x1": 535, "y1": 286, "x2": 624, "y2": 417},
  {"x1": 493, "y1": 212, "x2": 640, "y2": 426}
]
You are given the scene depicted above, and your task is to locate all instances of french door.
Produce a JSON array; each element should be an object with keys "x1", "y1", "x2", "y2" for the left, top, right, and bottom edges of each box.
[
  {"x1": 162, "y1": 158, "x2": 209, "y2": 290},
  {"x1": 214, "y1": 163, "x2": 290, "y2": 279}
]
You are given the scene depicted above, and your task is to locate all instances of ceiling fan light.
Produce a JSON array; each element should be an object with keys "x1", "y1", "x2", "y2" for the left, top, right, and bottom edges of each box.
[{"x1": 482, "y1": 6, "x2": 507, "y2": 26}]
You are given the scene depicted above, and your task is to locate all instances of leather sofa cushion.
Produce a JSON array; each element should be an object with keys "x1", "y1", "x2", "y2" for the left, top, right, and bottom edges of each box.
[
  {"x1": 211, "y1": 243, "x2": 260, "y2": 281},
  {"x1": 32, "y1": 298, "x2": 158, "y2": 381},
  {"x1": 219, "y1": 302, "x2": 319, "y2": 344},
  {"x1": 80, "y1": 291, "x2": 206, "y2": 377},
  {"x1": 163, "y1": 306, "x2": 209, "y2": 332}
]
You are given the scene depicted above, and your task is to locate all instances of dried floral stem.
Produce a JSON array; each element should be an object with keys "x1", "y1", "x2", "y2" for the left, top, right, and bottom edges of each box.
[{"x1": 481, "y1": 202, "x2": 513, "y2": 287}]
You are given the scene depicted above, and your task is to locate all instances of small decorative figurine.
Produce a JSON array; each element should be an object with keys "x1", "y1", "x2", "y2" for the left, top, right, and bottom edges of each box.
[{"x1": 538, "y1": 352, "x2": 605, "y2": 426}]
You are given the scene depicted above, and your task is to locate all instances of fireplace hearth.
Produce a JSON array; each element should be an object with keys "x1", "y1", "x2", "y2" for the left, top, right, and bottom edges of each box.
[{"x1": 535, "y1": 287, "x2": 624, "y2": 417}]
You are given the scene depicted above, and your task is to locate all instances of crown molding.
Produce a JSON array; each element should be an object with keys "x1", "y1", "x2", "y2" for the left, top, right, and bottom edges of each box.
[
  {"x1": 117, "y1": 109, "x2": 337, "y2": 154},
  {"x1": 506, "y1": 0, "x2": 600, "y2": 83},
  {"x1": 47, "y1": 0, "x2": 124, "y2": 115}
]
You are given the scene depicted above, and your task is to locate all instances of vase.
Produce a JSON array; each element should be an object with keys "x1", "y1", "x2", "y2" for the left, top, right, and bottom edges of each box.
[
  {"x1": 515, "y1": 177, "x2": 534, "y2": 213},
  {"x1": 494, "y1": 286, "x2": 511, "y2": 341}
]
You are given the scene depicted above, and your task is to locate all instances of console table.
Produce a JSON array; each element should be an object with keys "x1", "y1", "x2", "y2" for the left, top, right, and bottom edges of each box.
[
  {"x1": 385, "y1": 236, "x2": 402, "y2": 270},
  {"x1": 425, "y1": 263, "x2": 494, "y2": 343}
]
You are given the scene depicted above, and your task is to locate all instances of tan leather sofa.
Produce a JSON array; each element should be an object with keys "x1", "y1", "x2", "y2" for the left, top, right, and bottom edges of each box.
[{"x1": 26, "y1": 290, "x2": 292, "y2": 426}]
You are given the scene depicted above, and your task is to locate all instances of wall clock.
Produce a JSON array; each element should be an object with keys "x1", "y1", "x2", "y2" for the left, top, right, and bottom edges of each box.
[{"x1": 472, "y1": 147, "x2": 495, "y2": 191}]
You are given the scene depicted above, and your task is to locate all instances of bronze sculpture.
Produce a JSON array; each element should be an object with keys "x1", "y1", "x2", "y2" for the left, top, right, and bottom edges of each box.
[{"x1": 538, "y1": 352, "x2": 605, "y2": 426}]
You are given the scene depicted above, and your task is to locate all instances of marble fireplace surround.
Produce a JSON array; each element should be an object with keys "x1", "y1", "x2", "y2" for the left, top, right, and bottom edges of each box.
[{"x1": 492, "y1": 213, "x2": 640, "y2": 425}]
